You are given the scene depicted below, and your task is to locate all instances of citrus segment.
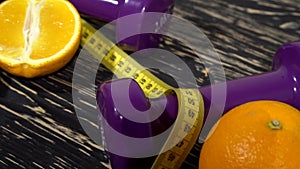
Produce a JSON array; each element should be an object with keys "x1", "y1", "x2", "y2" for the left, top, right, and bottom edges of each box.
[
  {"x1": 0, "y1": 0, "x2": 27, "y2": 59},
  {"x1": 199, "y1": 100, "x2": 300, "y2": 169},
  {"x1": 30, "y1": 0, "x2": 77, "y2": 60},
  {"x1": 0, "y1": 0, "x2": 81, "y2": 78}
]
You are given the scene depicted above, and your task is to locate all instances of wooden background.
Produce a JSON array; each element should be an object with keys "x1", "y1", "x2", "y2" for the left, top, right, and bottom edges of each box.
[{"x1": 1, "y1": 0, "x2": 300, "y2": 169}]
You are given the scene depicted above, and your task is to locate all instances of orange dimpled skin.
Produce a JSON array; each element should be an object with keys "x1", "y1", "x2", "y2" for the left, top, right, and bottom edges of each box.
[{"x1": 199, "y1": 100, "x2": 300, "y2": 169}]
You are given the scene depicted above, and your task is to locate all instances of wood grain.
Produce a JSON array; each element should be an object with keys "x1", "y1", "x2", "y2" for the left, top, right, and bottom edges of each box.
[{"x1": 1, "y1": 0, "x2": 299, "y2": 169}]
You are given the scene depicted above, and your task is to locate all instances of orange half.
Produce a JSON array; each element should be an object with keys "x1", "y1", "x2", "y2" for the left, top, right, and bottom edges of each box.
[{"x1": 0, "y1": 0, "x2": 81, "y2": 78}]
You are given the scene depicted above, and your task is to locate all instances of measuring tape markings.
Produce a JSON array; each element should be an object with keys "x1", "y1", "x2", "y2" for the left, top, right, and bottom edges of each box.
[
  {"x1": 81, "y1": 19, "x2": 170, "y2": 98},
  {"x1": 80, "y1": 19, "x2": 204, "y2": 169},
  {"x1": 151, "y1": 89, "x2": 204, "y2": 169}
]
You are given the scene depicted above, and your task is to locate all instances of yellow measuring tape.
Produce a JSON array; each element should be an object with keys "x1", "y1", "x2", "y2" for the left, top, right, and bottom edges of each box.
[{"x1": 80, "y1": 19, "x2": 204, "y2": 169}]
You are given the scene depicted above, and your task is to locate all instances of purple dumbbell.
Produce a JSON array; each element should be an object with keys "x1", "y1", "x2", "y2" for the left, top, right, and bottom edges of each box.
[
  {"x1": 69, "y1": 0, "x2": 175, "y2": 51},
  {"x1": 96, "y1": 41, "x2": 300, "y2": 168}
]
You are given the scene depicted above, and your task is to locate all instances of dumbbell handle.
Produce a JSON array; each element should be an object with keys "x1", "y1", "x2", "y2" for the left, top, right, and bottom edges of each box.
[
  {"x1": 200, "y1": 66, "x2": 299, "y2": 120},
  {"x1": 69, "y1": 0, "x2": 174, "y2": 22},
  {"x1": 69, "y1": 0, "x2": 124, "y2": 21},
  {"x1": 204, "y1": 42, "x2": 300, "y2": 115}
]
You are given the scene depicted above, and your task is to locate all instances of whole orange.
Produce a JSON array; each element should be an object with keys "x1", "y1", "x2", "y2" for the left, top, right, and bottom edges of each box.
[{"x1": 199, "y1": 100, "x2": 300, "y2": 169}]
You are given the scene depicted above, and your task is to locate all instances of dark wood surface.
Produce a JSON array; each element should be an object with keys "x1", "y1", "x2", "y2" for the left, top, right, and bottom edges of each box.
[{"x1": 1, "y1": 0, "x2": 300, "y2": 169}]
